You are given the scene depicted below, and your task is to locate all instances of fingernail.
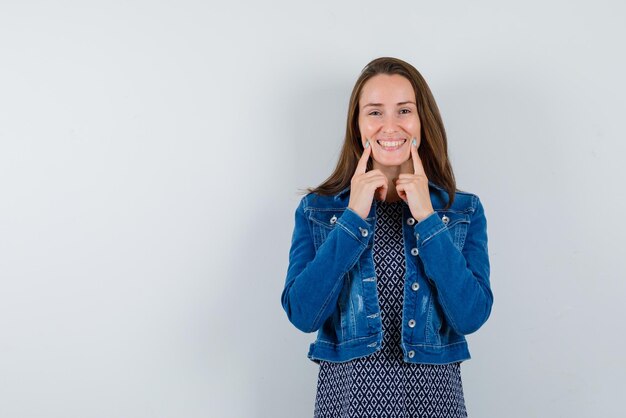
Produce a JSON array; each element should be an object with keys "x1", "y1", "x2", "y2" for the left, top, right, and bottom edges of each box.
[
  {"x1": 412, "y1": 138, "x2": 417, "y2": 146},
  {"x1": 365, "y1": 139, "x2": 370, "y2": 148}
]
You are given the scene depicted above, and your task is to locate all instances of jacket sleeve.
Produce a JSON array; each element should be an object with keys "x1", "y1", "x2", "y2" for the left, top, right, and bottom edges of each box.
[
  {"x1": 280, "y1": 196, "x2": 371, "y2": 333},
  {"x1": 413, "y1": 194, "x2": 493, "y2": 335}
]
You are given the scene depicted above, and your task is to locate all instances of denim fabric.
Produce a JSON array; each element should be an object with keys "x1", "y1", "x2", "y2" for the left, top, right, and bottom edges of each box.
[{"x1": 281, "y1": 180, "x2": 493, "y2": 365}]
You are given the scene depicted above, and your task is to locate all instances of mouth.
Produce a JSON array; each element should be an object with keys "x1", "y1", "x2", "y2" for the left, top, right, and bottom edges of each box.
[{"x1": 376, "y1": 138, "x2": 407, "y2": 151}]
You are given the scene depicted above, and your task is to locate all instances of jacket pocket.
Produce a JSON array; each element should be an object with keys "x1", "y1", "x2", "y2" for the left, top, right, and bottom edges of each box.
[
  {"x1": 337, "y1": 272, "x2": 353, "y2": 340},
  {"x1": 435, "y1": 210, "x2": 470, "y2": 251},
  {"x1": 425, "y1": 294, "x2": 441, "y2": 345},
  {"x1": 427, "y1": 287, "x2": 465, "y2": 346},
  {"x1": 308, "y1": 209, "x2": 345, "y2": 250}
]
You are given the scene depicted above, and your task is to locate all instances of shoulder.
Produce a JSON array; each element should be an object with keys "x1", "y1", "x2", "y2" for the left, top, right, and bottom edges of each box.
[
  {"x1": 453, "y1": 189, "x2": 483, "y2": 212},
  {"x1": 427, "y1": 182, "x2": 481, "y2": 214},
  {"x1": 450, "y1": 188, "x2": 487, "y2": 223},
  {"x1": 301, "y1": 191, "x2": 348, "y2": 210}
]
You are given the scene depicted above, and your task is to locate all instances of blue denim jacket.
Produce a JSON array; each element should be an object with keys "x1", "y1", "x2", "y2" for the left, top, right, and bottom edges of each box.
[{"x1": 281, "y1": 180, "x2": 493, "y2": 365}]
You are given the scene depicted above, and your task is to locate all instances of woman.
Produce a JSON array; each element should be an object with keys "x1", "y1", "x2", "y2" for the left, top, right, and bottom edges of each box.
[{"x1": 281, "y1": 57, "x2": 494, "y2": 418}]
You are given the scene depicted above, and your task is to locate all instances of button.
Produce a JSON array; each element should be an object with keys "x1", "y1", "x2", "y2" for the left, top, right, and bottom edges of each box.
[
  {"x1": 411, "y1": 247, "x2": 419, "y2": 256},
  {"x1": 330, "y1": 215, "x2": 337, "y2": 224},
  {"x1": 408, "y1": 319, "x2": 416, "y2": 328},
  {"x1": 408, "y1": 350, "x2": 415, "y2": 358},
  {"x1": 411, "y1": 282, "x2": 419, "y2": 291},
  {"x1": 406, "y1": 217, "x2": 415, "y2": 225},
  {"x1": 359, "y1": 227, "x2": 368, "y2": 237},
  {"x1": 442, "y1": 215, "x2": 449, "y2": 224}
]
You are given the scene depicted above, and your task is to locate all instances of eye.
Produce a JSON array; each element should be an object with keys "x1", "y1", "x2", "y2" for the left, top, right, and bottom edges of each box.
[
  {"x1": 399, "y1": 108, "x2": 411, "y2": 114},
  {"x1": 368, "y1": 110, "x2": 381, "y2": 116}
]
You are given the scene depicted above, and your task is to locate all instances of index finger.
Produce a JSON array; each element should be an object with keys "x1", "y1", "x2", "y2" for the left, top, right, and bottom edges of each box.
[
  {"x1": 411, "y1": 137, "x2": 426, "y2": 176},
  {"x1": 355, "y1": 138, "x2": 372, "y2": 175}
]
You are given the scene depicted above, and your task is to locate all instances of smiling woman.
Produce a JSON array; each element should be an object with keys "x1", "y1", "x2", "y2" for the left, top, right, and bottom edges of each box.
[{"x1": 280, "y1": 57, "x2": 493, "y2": 418}]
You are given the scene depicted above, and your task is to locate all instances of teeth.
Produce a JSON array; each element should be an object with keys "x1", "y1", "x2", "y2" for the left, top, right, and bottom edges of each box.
[{"x1": 378, "y1": 140, "x2": 406, "y2": 147}]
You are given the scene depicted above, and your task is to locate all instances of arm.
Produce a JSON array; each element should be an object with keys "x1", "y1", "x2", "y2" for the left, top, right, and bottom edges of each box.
[
  {"x1": 280, "y1": 196, "x2": 371, "y2": 333},
  {"x1": 414, "y1": 195, "x2": 493, "y2": 335}
]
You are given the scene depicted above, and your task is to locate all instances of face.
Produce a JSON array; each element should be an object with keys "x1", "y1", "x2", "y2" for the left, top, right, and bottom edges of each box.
[{"x1": 358, "y1": 74, "x2": 421, "y2": 168}]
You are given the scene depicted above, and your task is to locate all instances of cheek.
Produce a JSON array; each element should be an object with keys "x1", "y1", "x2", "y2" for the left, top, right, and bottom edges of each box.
[
  {"x1": 358, "y1": 119, "x2": 377, "y2": 134},
  {"x1": 403, "y1": 117, "x2": 420, "y2": 132}
]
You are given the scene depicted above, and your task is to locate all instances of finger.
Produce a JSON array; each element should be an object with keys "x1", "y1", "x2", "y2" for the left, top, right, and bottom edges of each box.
[
  {"x1": 379, "y1": 184, "x2": 387, "y2": 201},
  {"x1": 373, "y1": 173, "x2": 388, "y2": 201},
  {"x1": 394, "y1": 178, "x2": 415, "y2": 191},
  {"x1": 355, "y1": 138, "x2": 372, "y2": 175},
  {"x1": 411, "y1": 137, "x2": 426, "y2": 176},
  {"x1": 395, "y1": 183, "x2": 408, "y2": 201},
  {"x1": 370, "y1": 173, "x2": 388, "y2": 191}
]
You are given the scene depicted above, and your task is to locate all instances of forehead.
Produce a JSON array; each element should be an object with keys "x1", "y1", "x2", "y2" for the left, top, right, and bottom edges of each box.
[{"x1": 359, "y1": 74, "x2": 415, "y2": 103}]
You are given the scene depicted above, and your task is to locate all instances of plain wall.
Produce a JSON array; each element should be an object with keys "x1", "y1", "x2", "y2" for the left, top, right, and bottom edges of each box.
[{"x1": 1, "y1": 1, "x2": 624, "y2": 417}]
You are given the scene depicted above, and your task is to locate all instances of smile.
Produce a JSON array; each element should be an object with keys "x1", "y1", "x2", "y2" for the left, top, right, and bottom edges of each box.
[{"x1": 377, "y1": 139, "x2": 406, "y2": 151}]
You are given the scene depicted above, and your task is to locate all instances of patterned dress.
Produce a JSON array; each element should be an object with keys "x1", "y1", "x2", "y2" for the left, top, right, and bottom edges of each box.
[{"x1": 313, "y1": 200, "x2": 468, "y2": 418}]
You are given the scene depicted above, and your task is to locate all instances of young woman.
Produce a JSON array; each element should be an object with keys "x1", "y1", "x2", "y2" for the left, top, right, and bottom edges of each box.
[{"x1": 281, "y1": 57, "x2": 494, "y2": 418}]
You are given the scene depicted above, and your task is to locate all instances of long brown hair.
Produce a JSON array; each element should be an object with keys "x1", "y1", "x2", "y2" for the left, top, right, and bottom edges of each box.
[{"x1": 301, "y1": 56, "x2": 460, "y2": 209}]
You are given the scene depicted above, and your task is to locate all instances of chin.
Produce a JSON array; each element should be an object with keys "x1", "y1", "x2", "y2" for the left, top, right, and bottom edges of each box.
[{"x1": 374, "y1": 153, "x2": 410, "y2": 167}]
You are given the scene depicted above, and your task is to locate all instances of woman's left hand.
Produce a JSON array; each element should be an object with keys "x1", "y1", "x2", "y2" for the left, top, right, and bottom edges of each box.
[{"x1": 394, "y1": 139, "x2": 436, "y2": 222}]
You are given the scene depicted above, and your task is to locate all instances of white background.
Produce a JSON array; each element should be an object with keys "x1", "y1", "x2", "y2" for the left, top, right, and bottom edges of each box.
[{"x1": 1, "y1": 1, "x2": 625, "y2": 417}]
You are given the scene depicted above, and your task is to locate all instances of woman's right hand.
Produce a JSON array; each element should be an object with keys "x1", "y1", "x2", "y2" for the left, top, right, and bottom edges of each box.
[{"x1": 347, "y1": 139, "x2": 388, "y2": 220}]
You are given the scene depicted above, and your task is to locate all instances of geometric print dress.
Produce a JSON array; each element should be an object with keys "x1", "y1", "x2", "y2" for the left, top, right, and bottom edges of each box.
[{"x1": 313, "y1": 199, "x2": 468, "y2": 418}]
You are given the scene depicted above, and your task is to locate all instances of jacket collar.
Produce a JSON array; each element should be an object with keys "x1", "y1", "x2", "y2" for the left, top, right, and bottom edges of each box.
[{"x1": 336, "y1": 179, "x2": 443, "y2": 199}]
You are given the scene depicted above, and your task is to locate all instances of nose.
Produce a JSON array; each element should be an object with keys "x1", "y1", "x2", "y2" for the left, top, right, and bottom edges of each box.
[{"x1": 381, "y1": 113, "x2": 399, "y2": 133}]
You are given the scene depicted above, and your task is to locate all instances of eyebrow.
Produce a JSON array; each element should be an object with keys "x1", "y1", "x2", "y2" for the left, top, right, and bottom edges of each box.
[{"x1": 362, "y1": 101, "x2": 416, "y2": 108}]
